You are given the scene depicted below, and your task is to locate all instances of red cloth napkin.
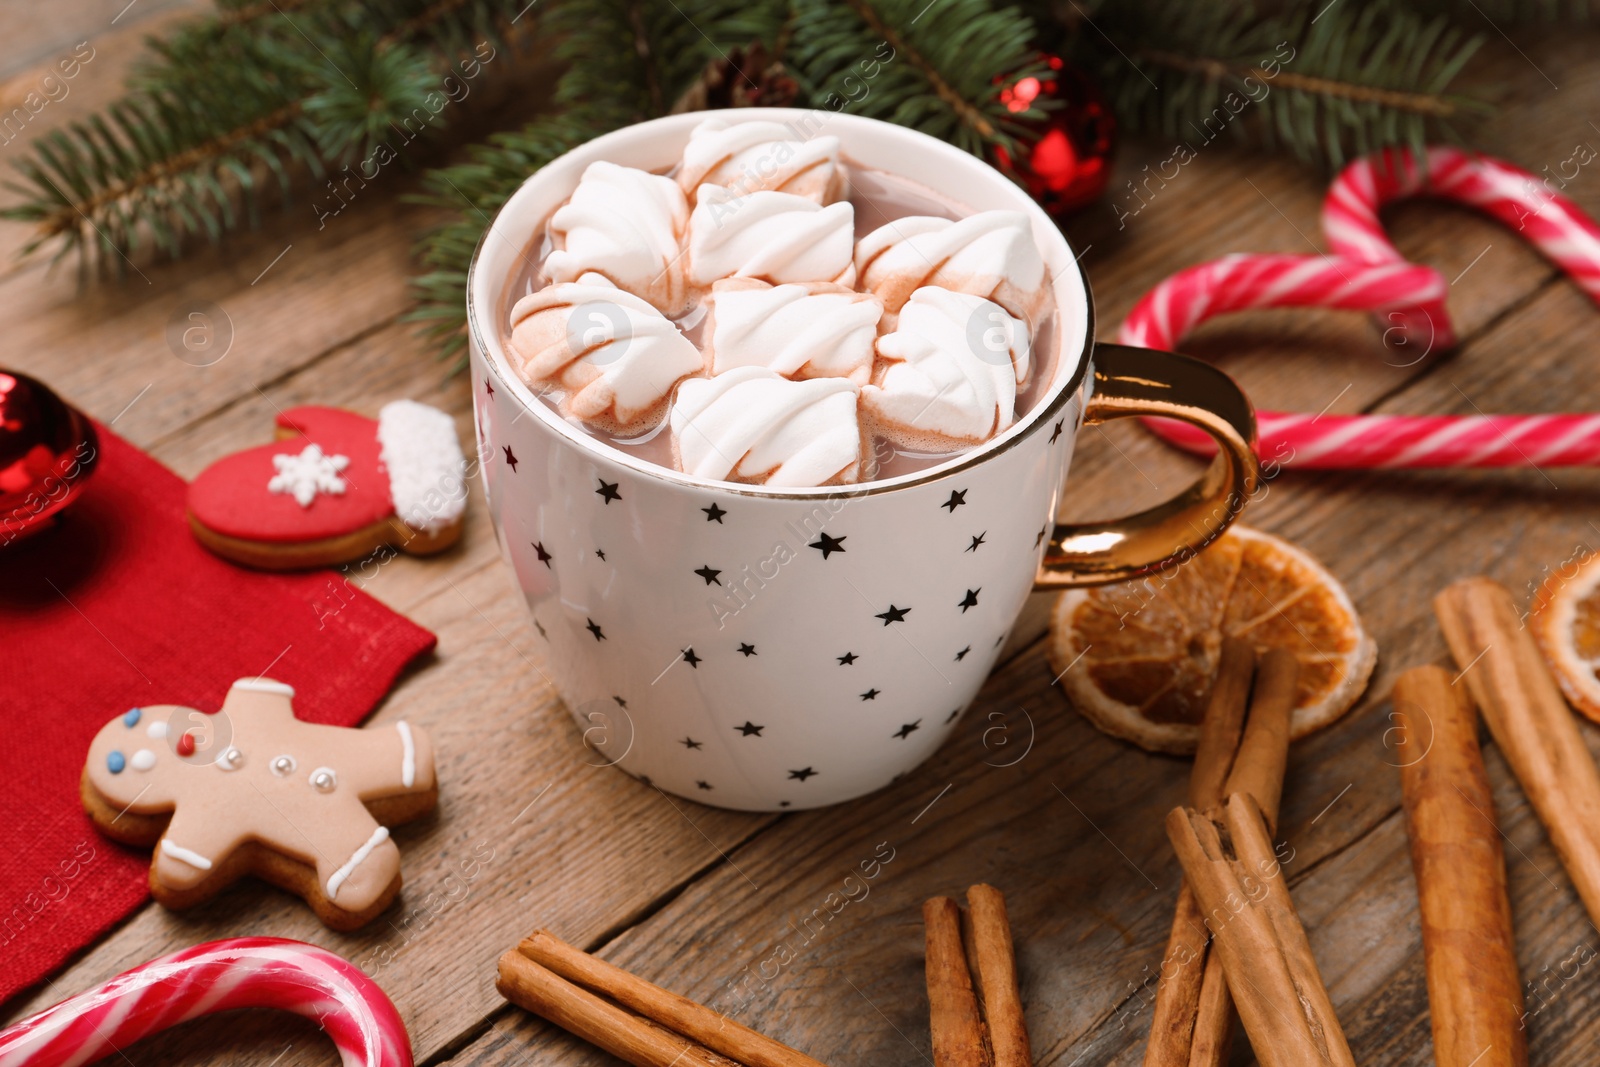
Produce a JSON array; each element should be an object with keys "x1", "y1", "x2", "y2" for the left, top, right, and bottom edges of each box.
[{"x1": 0, "y1": 425, "x2": 437, "y2": 1006}]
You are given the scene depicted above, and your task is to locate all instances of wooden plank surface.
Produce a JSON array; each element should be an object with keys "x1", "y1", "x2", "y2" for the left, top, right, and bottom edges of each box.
[{"x1": 8, "y1": 12, "x2": 1600, "y2": 1067}]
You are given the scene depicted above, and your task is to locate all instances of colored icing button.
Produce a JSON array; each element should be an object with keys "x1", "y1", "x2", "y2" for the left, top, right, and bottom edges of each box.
[
  {"x1": 107, "y1": 751, "x2": 126, "y2": 774},
  {"x1": 176, "y1": 732, "x2": 196, "y2": 758},
  {"x1": 123, "y1": 708, "x2": 141, "y2": 727},
  {"x1": 147, "y1": 721, "x2": 169, "y2": 739},
  {"x1": 130, "y1": 749, "x2": 157, "y2": 772}
]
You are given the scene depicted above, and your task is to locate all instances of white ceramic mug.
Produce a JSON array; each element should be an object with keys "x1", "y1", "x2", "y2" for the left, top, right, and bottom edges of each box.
[{"x1": 467, "y1": 109, "x2": 1258, "y2": 811}]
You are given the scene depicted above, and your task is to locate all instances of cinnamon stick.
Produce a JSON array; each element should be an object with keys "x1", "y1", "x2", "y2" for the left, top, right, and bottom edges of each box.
[
  {"x1": 1181, "y1": 648, "x2": 1301, "y2": 1067},
  {"x1": 1435, "y1": 577, "x2": 1600, "y2": 928},
  {"x1": 1226, "y1": 648, "x2": 1299, "y2": 828},
  {"x1": 1166, "y1": 794, "x2": 1353, "y2": 1067},
  {"x1": 516, "y1": 929, "x2": 828, "y2": 1067},
  {"x1": 964, "y1": 885, "x2": 1030, "y2": 1067},
  {"x1": 497, "y1": 949, "x2": 737, "y2": 1067},
  {"x1": 1392, "y1": 665, "x2": 1526, "y2": 1067},
  {"x1": 1143, "y1": 638, "x2": 1253, "y2": 1067},
  {"x1": 924, "y1": 896, "x2": 990, "y2": 1067}
]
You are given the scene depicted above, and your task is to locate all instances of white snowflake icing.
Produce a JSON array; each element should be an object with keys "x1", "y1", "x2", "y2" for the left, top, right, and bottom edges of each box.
[{"x1": 267, "y1": 444, "x2": 350, "y2": 507}]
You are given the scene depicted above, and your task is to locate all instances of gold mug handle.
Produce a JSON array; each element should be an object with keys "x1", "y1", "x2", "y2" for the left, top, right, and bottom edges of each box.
[{"x1": 1036, "y1": 344, "x2": 1260, "y2": 589}]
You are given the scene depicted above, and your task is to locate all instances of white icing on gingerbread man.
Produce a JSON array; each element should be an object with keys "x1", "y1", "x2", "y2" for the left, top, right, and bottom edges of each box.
[{"x1": 83, "y1": 678, "x2": 436, "y2": 922}]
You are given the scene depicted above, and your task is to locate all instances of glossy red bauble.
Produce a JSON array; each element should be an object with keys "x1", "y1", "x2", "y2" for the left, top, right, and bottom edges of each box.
[
  {"x1": 993, "y1": 55, "x2": 1118, "y2": 217},
  {"x1": 0, "y1": 371, "x2": 99, "y2": 546}
]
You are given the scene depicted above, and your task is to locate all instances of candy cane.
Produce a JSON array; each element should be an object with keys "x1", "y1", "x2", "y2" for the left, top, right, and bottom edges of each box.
[
  {"x1": 1119, "y1": 147, "x2": 1600, "y2": 468},
  {"x1": 1325, "y1": 144, "x2": 1600, "y2": 340},
  {"x1": 0, "y1": 938, "x2": 412, "y2": 1067}
]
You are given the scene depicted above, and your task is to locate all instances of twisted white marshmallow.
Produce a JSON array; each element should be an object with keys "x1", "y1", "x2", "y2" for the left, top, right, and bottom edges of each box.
[
  {"x1": 509, "y1": 282, "x2": 703, "y2": 432},
  {"x1": 545, "y1": 161, "x2": 691, "y2": 316},
  {"x1": 862, "y1": 286, "x2": 1031, "y2": 449},
  {"x1": 855, "y1": 210, "x2": 1049, "y2": 325},
  {"x1": 703, "y1": 278, "x2": 882, "y2": 385},
  {"x1": 671, "y1": 367, "x2": 866, "y2": 487},
  {"x1": 676, "y1": 117, "x2": 845, "y2": 203},
  {"x1": 687, "y1": 184, "x2": 856, "y2": 288}
]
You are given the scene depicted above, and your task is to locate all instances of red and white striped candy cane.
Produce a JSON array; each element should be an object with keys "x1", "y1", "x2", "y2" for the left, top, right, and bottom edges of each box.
[
  {"x1": 1119, "y1": 146, "x2": 1600, "y2": 468},
  {"x1": 0, "y1": 938, "x2": 411, "y2": 1067},
  {"x1": 1325, "y1": 144, "x2": 1600, "y2": 340}
]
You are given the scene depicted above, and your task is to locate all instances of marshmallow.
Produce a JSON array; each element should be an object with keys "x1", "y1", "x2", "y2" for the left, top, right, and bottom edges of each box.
[
  {"x1": 671, "y1": 367, "x2": 868, "y2": 487},
  {"x1": 687, "y1": 185, "x2": 856, "y2": 288},
  {"x1": 855, "y1": 210, "x2": 1049, "y2": 326},
  {"x1": 676, "y1": 117, "x2": 846, "y2": 203},
  {"x1": 509, "y1": 282, "x2": 704, "y2": 433},
  {"x1": 861, "y1": 286, "x2": 1032, "y2": 449},
  {"x1": 545, "y1": 161, "x2": 691, "y2": 316},
  {"x1": 702, "y1": 278, "x2": 882, "y2": 385}
]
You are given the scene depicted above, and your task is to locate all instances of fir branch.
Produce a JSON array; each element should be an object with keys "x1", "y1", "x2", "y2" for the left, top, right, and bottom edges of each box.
[
  {"x1": 1076, "y1": 0, "x2": 1487, "y2": 168},
  {"x1": 3, "y1": 0, "x2": 528, "y2": 272},
  {"x1": 787, "y1": 0, "x2": 1045, "y2": 155},
  {"x1": 1134, "y1": 49, "x2": 1462, "y2": 117}
]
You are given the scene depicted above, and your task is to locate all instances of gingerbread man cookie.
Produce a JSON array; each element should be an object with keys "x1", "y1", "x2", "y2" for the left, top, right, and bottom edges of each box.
[
  {"x1": 81, "y1": 678, "x2": 437, "y2": 930},
  {"x1": 187, "y1": 400, "x2": 467, "y2": 570}
]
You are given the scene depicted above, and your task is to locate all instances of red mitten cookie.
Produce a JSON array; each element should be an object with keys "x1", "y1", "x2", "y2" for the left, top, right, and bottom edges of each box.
[
  {"x1": 187, "y1": 400, "x2": 466, "y2": 569},
  {"x1": 81, "y1": 678, "x2": 438, "y2": 930}
]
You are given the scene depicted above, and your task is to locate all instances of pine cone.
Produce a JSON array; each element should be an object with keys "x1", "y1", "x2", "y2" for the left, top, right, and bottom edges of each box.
[{"x1": 672, "y1": 41, "x2": 799, "y2": 114}]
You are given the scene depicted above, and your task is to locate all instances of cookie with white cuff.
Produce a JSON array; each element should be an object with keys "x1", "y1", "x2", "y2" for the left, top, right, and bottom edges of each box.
[
  {"x1": 186, "y1": 402, "x2": 467, "y2": 570},
  {"x1": 80, "y1": 677, "x2": 438, "y2": 930}
]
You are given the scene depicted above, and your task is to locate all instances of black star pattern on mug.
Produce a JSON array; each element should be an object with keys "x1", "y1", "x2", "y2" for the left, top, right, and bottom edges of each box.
[
  {"x1": 876, "y1": 605, "x2": 910, "y2": 625},
  {"x1": 703, "y1": 502, "x2": 727, "y2": 523},
  {"x1": 596, "y1": 479, "x2": 622, "y2": 504},
  {"x1": 595, "y1": 548, "x2": 607, "y2": 561},
  {"x1": 808, "y1": 531, "x2": 846, "y2": 559},
  {"x1": 682, "y1": 647, "x2": 701, "y2": 668},
  {"x1": 861, "y1": 689, "x2": 880, "y2": 701},
  {"x1": 945, "y1": 709, "x2": 961, "y2": 724},
  {"x1": 532, "y1": 541, "x2": 553, "y2": 568},
  {"x1": 1035, "y1": 525, "x2": 1049, "y2": 549},
  {"x1": 697, "y1": 780, "x2": 713, "y2": 791},
  {"x1": 735, "y1": 721, "x2": 764, "y2": 737},
  {"x1": 613, "y1": 696, "x2": 627, "y2": 708},
  {"x1": 837, "y1": 651, "x2": 858, "y2": 665},
  {"x1": 967, "y1": 532, "x2": 986, "y2": 552},
  {"x1": 485, "y1": 379, "x2": 494, "y2": 398},
  {"x1": 681, "y1": 737, "x2": 704, "y2": 750},
  {"x1": 959, "y1": 589, "x2": 980, "y2": 613},
  {"x1": 954, "y1": 645, "x2": 971, "y2": 662},
  {"x1": 534, "y1": 620, "x2": 548, "y2": 639},
  {"x1": 503, "y1": 445, "x2": 518, "y2": 472},
  {"x1": 586, "y1": 618, "x2": 605, "y2": 641},
  {"x1": 779, "y1": 800, "x2": 791, "y2": 807},
  {"x1": 1050, "y1": 419, "x2": 1064, "y2": 445},
  {"x1": 788, "y1": 767, "x2": 817, "y2": 782},
  {"x1": 695, "y1": 565, "x2": 722, "y2": 586},
  {"x1": 994, "y1": 633, "x2": 1006, "y2": 647},
  {"x1": 942, "y1": 489, "x2": 968, "y2": 512},
  {"x1": 894, "y1": 720, "x2": 921, "y2": 739},
  {"x1": 738, "y1": 643, "x2": 757, "y2": 657}
]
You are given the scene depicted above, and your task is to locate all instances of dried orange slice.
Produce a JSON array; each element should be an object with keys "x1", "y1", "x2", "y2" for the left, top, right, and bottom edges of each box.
[
  {"x1": 1531, "y1": 554, "x2": 1600, "y2": 723},
  {"x1": 1048, "y1": 525, "x2": 1376, "y2": 754}
]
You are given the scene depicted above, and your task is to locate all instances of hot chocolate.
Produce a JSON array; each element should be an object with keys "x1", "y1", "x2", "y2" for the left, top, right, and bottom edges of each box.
[{"x1": 502, "y1": 117, "x2": 1059, "y2": 486}]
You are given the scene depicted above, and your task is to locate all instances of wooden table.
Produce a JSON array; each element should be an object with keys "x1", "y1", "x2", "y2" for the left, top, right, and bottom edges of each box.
[{"x1": 7, "y1": 8, "x2": 1600, "y2": 1065}]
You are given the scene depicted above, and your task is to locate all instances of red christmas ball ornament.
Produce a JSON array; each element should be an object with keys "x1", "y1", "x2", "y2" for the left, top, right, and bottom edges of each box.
[
  {"x1": 0, "y1": 370, "x2": 99, "y2": 546},
  {"x1": 993, "y1": 55, "x2": 1117, "y2": 217}
]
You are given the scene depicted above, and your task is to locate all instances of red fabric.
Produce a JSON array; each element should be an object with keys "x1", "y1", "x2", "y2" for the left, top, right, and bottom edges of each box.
[
  {"x1": 187, "y1": 407, "x2": 394, "y2": 542},
  {"x1": 0, "y1": 425, "x2": 436, "y2": 1007}
]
